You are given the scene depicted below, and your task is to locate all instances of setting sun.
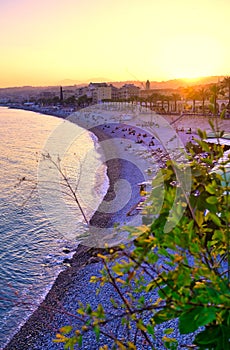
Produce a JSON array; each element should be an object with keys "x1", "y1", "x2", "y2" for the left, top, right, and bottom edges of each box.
[{"x1": 160, "y1": 34, "x2": 224, "y2": 80}]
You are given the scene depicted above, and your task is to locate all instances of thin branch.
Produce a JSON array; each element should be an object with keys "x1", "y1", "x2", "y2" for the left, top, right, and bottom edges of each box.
[{"x1": 104, "y1": 259, "x2": 133, "y2": 314}]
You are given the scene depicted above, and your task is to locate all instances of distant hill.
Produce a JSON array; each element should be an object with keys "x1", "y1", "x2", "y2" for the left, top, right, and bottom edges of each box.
[
  {"x1": 0, "y1": 76, "x2": 226, "y2": 96},
  {"x1": 108, "y1": 76, "x2": 224, "y2": 90},
  {"x1": 58, "y1": 76, "x2": 224, "y2": 89},
  {"x1": 58, "y1": 77, "x2": 110, "y2": 86},
  {"x1": 58, "y1": 79, "x2": 83, "y2": 86},
  {"x1": 150, "y1": 76, "x2": 223, "y2": 89}
]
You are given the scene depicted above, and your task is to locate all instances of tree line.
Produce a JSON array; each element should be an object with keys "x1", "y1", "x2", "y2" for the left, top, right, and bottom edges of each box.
[{"x1": 28, "y1": 76, "x2": 230, "y2": 117}]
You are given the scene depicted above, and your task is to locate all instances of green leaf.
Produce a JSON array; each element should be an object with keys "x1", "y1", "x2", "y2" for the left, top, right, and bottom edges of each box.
[
  {"x1": 97, "y1": 304, "x2": 105, "y2": 319},
  {"x1": 60, "y1": 326, "x2": 73, "y2": 335},
  {"x1": 154, "y1": 309, "x2": 177, "y2": 324},
  {"x1": 179, "y1": 307, "x2": 217, "y2": 334},
  {"x1": 194, "y1": 326, "x2": 220, "y2": 346},
  {"x1": 86, "y1": 304, "x2": 92, "y2": 315},
  {"x1": 146, "y1": 281, "x2": 156, "y2": 292},
  {"x1": 197, "y1": 140, "x2": 210, "y2": 152},
  {"x1": 212, "y1": 229, "x2": 224, "y2": 241},
  {"x1": 205, "y1": 183, "x2": 216, "y2": 195},
  {"x1": 110, "y1": 297, "x2": 119, "y2": 308},
  {"x1": 64, "y1": 337, "x2": 77, "y2": 350},
  {"x1": 206, "y1": 196, "x2": 218, "y2": 204},
  {"x1": 146, "y1": 324, "x2": 155, "y2": 335},
  {"x1": 196, "y1": 307, "x2": 216, "y2": 328},
  {"x1": 209, "y1": 212, "x2": 222, "y2": 227},
  {"x1": 138, "y1": 295, "x2": 145, "y2": 306},
  {"x1": 77, "y1": 335, "x2": 83, "y2": 347},
  {"x1": 208, "y1": 119, "x2": 214, "y2": 128},
  {"x1": 93, "y1": 326, "x2": 100, "y2": 341},
  {"x1": 195, "y1": 210, "x2": 204, "y2": 226},
  {"x1": 197, "y1": 128, "x2": 207, "y2": 140},
  {"x1": 77, "y1": 308, "x2": 85, "y2": 316},
  {"x1": 179, "y1": 308, "x2": 201, "y2": 334},
  {"x1": 164, "y1": 328, "x2": 174, "y2": 335}
]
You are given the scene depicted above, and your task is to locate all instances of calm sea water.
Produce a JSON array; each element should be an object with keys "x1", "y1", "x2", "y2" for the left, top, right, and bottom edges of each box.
[{"x1": 0, "y1": 107, "x2": 109, "y2": 347}]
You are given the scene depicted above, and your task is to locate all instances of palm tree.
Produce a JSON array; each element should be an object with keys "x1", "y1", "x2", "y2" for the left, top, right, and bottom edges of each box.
[
  {"x1": 129, "y1": 96, "x2": 136, "y2": 105},
  {"x1": 221, "y1": 76, "x2": 230, "y2": 108},
  {"x1": 209, "y1": 84, "x2": 222, "y2": 116},
  {"x1": 147, "y1": 93, "x2": 160, "y2": 110},
  {"x1": 197, "y1": 87, "x2": 210, "y2": 115},
  {"x1": 158, "y1": 94, "x2": 166, "y2": 112},
  {"x1": 138, "y1": 97, "x2": 145, "y2": 108},
  {"x1": 65, "y1": 95, "x2": 77, "y2": 106},
  {"x1": 77, "y1": 94, "x2": 90, "y2": 107},
  {"x1": 171, "y1": 93, "x2": 181, "y2": 113},
  {"x1": 185, "y1": 87, "x2": 199, "y2": 113},
  {"x1": 164, "y1": 95, "x2": 172, "y2": 113}
]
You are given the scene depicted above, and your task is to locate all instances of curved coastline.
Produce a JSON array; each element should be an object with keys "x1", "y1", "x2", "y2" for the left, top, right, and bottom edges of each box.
[{"x1": 3, "y1": 122, "x2": 144, "y2": 349}]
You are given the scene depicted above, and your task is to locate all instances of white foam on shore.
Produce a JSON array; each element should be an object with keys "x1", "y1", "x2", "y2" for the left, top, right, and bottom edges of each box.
[
  {"x1": 88, "y1": 131, "x2": 110, "y2": 210},
  {"x1": 2, "y1": 110, "x2": 110, "y2": 349},
  {"x1": 2, "y1": 275, "x2": 61, "y2": 349}
]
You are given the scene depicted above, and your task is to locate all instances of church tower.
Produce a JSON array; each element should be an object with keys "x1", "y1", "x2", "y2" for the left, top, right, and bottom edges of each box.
[{"x1": 146, "y1": 80, "x2": 150, "y2": 90}]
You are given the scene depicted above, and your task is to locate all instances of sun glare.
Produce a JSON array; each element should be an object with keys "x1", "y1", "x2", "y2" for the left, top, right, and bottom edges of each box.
[
  {"x1": 160, "y1": 34, "x2": 223, "y2": 80},
  {"x1": 0, "y1": 0, "x2": 229, "y2": 87}
]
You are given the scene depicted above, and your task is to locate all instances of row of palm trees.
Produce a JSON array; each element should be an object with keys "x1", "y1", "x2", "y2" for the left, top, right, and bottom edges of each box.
[
  {"x1": 183, "y1": 76, "x2": 230, "y2": 115},
  {"x1": 34, "y1": 76, "x2": 230, "y2": 116},
  {"x1": 118, "y1": 76, "x2": 230, "y2": 116},
  {"x1": 35, "y1": 94, "x2": 93, "y2": 108}
]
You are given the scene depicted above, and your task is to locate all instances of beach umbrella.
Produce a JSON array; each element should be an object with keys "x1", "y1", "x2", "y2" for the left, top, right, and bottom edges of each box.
[
  {"x1": 212, "y1": 165, "x2": 230, "y2": 187},
  {"x1": 223, "y1": 132, "x2": 230, "y2": 139},
  {"x1": 207, "y1": 131, "x2": 223, "y2": 138},
  {"x1": 206, "y1": 131, "x2": 230, "y2": 140},
  {"x1": 211, "y1": 150, "x2": 230, "y2": 188},
  {"x1": 206, "y1": 138, "x2": 230, "y2": 147}
]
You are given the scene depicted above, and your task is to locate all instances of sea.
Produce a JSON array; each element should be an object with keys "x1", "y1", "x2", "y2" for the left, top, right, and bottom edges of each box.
[{"x1": 0, "y1": 106, "x2": 109, "y2": 347}]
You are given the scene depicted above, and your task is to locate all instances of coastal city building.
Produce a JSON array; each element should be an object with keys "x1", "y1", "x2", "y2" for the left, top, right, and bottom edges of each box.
[
  {"x1": 75, "y1": 86, "x2": 90, "y2": 99},
  {"x1": 92, "y1": 85, "x2": 112, "y2": 103},
  {"x1": 0, "y1": 77, "x2": 229, "y2": 118},
  {"x1": 118, "y1": 84, "x2": 140, "y2": 100}
]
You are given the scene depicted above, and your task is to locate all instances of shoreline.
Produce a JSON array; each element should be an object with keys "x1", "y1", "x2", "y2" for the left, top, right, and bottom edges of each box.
[
  {"x1": 3, "y1": 244, "x2": 100, "y2": 350},
  {"x1": 3, "y1": 120, "x2": 148, "y2": 349}
]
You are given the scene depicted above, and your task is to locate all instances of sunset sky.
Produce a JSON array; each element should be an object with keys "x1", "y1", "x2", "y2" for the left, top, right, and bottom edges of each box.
[{"x1": 0, "y1": 0, "x2": 229, "y2": 87}]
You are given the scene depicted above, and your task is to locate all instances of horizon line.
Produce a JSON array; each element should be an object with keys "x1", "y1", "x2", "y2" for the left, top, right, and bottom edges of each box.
[{"x1": 0, "y1": 74, "x2": 226, "y2": 90}]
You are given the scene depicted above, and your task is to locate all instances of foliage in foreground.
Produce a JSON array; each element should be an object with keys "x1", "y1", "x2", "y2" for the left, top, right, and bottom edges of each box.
[{"x1": 54, "y1": 126, "x2": 230, "y2": 349}]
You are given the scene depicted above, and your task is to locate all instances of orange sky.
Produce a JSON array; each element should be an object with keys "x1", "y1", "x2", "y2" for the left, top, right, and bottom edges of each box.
[{"x1": 0, "y1": 0, "x2": 229, "y2": 87}]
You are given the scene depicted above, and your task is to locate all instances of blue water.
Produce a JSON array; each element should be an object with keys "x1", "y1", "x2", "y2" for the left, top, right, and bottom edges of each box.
[{"x1": 0, "y1": 107, "x2": 108, "y2": 347}]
